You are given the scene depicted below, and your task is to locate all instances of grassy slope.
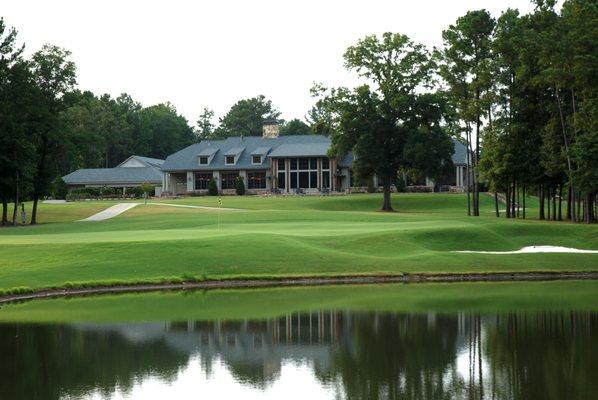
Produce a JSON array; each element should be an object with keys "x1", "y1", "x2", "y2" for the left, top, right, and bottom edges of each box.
[
  {"x1": 0, "y1": 280, "x2": 596, "y2": 323},
  {"x1": 0, "y1": 193, "x2": 596, "y2": 292}
]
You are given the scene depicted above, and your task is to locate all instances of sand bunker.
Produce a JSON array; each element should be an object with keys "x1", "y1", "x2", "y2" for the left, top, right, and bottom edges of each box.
[{"x1": 453, "y1": 245, "x2": 598, "y2": 254}]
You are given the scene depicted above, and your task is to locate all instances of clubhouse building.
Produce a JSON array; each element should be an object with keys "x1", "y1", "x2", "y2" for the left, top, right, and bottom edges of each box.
[
  {"x1": 62, "y1": 121, "x2": 469, "y2": 196},
  {"x1": 62, "y1": 155, "x2": 165, "y2": 195},
  {"x1": 160, "y1": 121, "x2": 470, "y2": 195}
]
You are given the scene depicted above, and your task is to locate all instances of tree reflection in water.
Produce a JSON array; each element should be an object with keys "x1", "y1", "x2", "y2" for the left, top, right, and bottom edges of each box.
[{"x1": 0, "y1": 311, "x2": 595, "y2": 399}]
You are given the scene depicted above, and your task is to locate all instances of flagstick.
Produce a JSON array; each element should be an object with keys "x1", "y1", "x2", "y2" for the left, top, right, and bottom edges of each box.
[{"x1": 218, "y1": 198, "x2": 221, "y2": 231}]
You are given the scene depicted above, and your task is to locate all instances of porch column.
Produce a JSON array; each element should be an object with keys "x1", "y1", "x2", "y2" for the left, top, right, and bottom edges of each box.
[
  {"x1": 186, "y1": 171, "x2": 194, "y2": 192},
  {"x1": 285, "y1": 158, "x2": 290, "y2": 193},
  {"x1": 213, "y1": 171, "x2": 221, "y2": 190}
]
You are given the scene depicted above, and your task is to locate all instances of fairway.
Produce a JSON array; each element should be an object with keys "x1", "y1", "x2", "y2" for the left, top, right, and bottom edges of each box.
[{"x1": 0, "y1": 193, "x2": 597, "y2": 294}]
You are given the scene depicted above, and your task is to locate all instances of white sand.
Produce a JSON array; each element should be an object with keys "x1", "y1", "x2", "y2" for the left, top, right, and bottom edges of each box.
[
  {"x1": 453, "y1": 245, "x2": 598, "y2": 254},
  {"x1": 79, "y1": 203, "x2": 140, "y2": 221},
  {"x1": 43, "y1": 200, "x2": 67, "y2": 204}
]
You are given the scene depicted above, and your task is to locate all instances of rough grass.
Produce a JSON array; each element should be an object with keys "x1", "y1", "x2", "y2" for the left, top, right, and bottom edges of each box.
[
  {"x1": 0, "y1": 193, "x2": 596, "y2": 293},
  {"x1": 0, "y1": 280, "x2": 596, "y2": 323}
]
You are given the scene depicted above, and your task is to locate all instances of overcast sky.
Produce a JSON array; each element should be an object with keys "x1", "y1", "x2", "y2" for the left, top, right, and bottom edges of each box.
[{"x1": 4, "y1": 0, "x2": 539, "y2": 127}]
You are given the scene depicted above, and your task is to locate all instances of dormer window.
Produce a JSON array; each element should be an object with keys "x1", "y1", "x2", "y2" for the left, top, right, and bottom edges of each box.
[
  {"x1": 252, "y1": 155, "x2": 262, "y2": 165},
  {"x1": 199, "y1": 156, "x2": 209, "y2": 165},
  {"x1": 225, "y1": 155, "x2": 235, "y2": 165}
]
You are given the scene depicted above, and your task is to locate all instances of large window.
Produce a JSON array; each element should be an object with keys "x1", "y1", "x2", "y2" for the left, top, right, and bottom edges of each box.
[
  {"x1": 194, "y1": 172, "x2": 212, "y2": 190},
  {"x1": 321, "y1": 157, "x2": 330, "y2": 189},
  {"x1": 277, "y1": 172, "x2": 285, "y2": 189},
  {"x1": 248, "y1": 171, "x2": 266, "y2": 189},
  {"x1": 277, "y1": 158, "x2": 286, "y2": 189},
  {"x1": 289, "y1": 158, "x2": 319, "y2": 189},
  {"x1": 221, "y1": 171, "x2": 239, "y2": 189}
]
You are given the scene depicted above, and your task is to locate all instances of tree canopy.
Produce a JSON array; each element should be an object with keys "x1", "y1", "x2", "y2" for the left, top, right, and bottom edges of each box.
[
  {"x1": 317, "y1": 33, "x2": 453, "y2": 211},
  {"x1": 213, "y1": 95, "x2": 280, "y2": 138}
]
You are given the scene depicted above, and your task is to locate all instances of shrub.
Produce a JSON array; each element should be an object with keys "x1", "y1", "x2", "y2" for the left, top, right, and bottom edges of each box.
[
  {"x1": 129, "y1": 187, "x2": 144, "y2": 198},
  {"x1": 86, "y1": 187, "x2": 100, "y2": 197},
  {"x1": 405, "y1": 185, "x2": 434, "y2": 193},
  {"x1": 52, "y1": 177, "x2": 68, "y2": 199},
  {"x1": 366, "y1": 177, "x2": 376, "y2": 193},
  {"x1": 208, "y1": 178, "x2": 218, "y2": 196},
  {"x1": 100, "y1": 186, "x2": 116, "y2": 196},
  {"x1": 140, "y1": 183, "x2": 155, "y2": 197},
  {"x1": 395, "y1": 175, "x2": 406, "y2": 192},
  {"x1": 235, "y1": 176, "x2": 245, "y2": 195}
]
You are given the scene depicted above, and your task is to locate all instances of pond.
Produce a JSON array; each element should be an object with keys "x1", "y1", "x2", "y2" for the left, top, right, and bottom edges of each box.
[{"x1": 0, "y1": 281, "x2": 596, "y2": 399}]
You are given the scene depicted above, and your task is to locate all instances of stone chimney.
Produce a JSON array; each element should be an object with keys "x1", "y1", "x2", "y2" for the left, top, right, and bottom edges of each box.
[{"x1": 262, "y1": 119, "x2": 279, "y2": 139}]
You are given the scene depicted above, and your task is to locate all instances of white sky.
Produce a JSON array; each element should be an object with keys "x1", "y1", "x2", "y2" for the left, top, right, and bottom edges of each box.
[{"x1": 3, "y1": 0, "x2": 538, "y2": 127}]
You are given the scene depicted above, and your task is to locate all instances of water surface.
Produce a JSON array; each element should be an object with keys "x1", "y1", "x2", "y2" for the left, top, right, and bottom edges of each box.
[{"x1": 0, "y1": 282, "x2": 596, "y2": 399}]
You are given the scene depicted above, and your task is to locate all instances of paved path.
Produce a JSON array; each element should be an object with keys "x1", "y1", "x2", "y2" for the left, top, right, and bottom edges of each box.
[
  {"x1": 149, "y1": 202, "x2": 240, "y2": 211},
  {"x1": 43, "y1": 200, "x2": 67, "y2": 204},
  {"x1": 79, "y1": 203, "x2": 140, "y2": 221}
]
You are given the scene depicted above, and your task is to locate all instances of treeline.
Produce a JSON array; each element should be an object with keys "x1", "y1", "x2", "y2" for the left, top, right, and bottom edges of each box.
[
  {"x1": 0, "y1": 18, "x2": 196, "y2": 225},
  {"x1": 195, "y1": 95, "x2": 314, "y2": 139},
  {"x1": 1, "y1": 18, "x2": 316, "y2": 226},
  {"x1": 438, "y1": 0, "x2": 597, "y2": 223},
  {"x1": 311, "y1": 0, "x2": 596, "y2": 222}
]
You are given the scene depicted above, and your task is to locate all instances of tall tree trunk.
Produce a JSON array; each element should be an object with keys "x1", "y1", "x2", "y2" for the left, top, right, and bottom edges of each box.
[
  {"x1": 575, "y1": 193, "x2": 581, "y2": 222},
  {"x1": 511, "y1": 181, "x2": 516, "y2": 218},
  {"x1": 558, "y1": 184, "x2": 563, "y2": 221},
  {"x1": 522, "y1": 185, "x2": 526, "y2": 219},
  {"x1": 474, "y1": 111, "x2": 481, "y2": 217},
  {"x1": 567, "y1": 184, "x2": 572, "y2": 220},
  {"x1": 555, "y1": 86, "x2": 575, "y2": 219},
  {"x1": 547, "y1": 187, "x2": 551, "y2": 221},
  {"x1": 466, "y1": 124, "x2": 473, "y2": 217},
  {"x1": 584, "y1": 193, "x2": 592, "y2": 224},
  {"x1": 12, "y1": 171, "x2": 20, "y2": 226},
  {"x1": 381, "y1": 179, "x2": 393, "y2": 212},
  {"x1": 1, "y1": 196, "x2": 7, "y2": 226},
  {"x1": 31, "y1": 134, "x2": 49, "y2": 225},
  {"x1": 539, "y1": 185, "x2": 545, "y2": 220},
  {"x1": 516, "y1": 186, "x2": 520, "y2": 219},
  {"x1": 506, "y1": 186, "x2": 511, "y2": 218},
  {"x1": 552, "y1": 188, "x2": 556, "y2": 221},
  {"x1": 494, "y1": 192, "x2": 499, "y2": 218}
]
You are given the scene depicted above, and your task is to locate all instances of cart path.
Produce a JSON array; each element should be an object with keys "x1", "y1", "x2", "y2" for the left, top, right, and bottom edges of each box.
[
  {"x1": 79, "y1": 201, "x2": 240, "y2": 221},
  {"x1": 149, "y1": 202, "x2": 241, "y2": 211},
  {"x1": 79, "y1": 203, "x2": 140, "y2": 221}
]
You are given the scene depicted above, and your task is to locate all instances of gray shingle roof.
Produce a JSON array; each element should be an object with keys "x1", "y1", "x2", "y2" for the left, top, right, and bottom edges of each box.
[
  {"x1": 133, "y1": 155, "x2": 164, "y2": 167},
  {"x1": 225, "y1": 146, "x2": 246, "y2": 156},
  {"x1": 161, "y1": 135, "x2": 333, "y2": 172},
  {"x1": 63, "y1": 167, "x2": 163, "y2": 185},
  {"x1": 161, "y1": 135, "x2": 467, "y2": 172},
  {"x1": 251, "y1": 147, "x2": 271, "y2": 155},
  {"x1": 269, "y1": 143, "x2": 330, "y2": 157},
  {"x1": 451, "y1": 139, "x2": 469, "y2": 165},
  {"x1": 197, "y1": 147, "x2": 219, "y2": 157}
]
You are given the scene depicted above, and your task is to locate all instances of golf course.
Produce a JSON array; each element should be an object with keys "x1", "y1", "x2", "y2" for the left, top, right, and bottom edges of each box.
[{"x1": 0, "y1": 193, "x2": 597, "y2": 296}]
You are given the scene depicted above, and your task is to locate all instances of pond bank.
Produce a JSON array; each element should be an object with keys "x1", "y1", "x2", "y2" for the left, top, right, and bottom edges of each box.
[{"x1": 1, "y1": 270, "x2": 597, "y2": 304}]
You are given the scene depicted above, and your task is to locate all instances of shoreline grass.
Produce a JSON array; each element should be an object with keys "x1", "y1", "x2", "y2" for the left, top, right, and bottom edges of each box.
[{"x1": 1, "y1": 280, "x2": 596, "y2": 323}]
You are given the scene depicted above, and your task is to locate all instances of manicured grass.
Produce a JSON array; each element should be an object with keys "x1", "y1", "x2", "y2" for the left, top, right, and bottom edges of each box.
[
  {"x1": 0, "y1": 193, "x2": 596, "y2": 293},
  {"x1": 0, "y1": 280, "x2": 596, "y2": 323}
]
